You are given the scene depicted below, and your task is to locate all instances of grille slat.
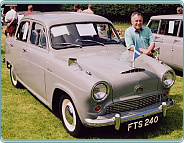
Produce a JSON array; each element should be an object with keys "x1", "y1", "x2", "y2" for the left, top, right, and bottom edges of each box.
[{"x1": 105, "y1": 95, "x2": 160, "y2": 114}]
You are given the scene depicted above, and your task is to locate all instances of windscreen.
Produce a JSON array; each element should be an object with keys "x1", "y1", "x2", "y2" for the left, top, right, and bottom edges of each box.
[{"x1": 50, "y1": 22, "x2": 120, "y2": 49}]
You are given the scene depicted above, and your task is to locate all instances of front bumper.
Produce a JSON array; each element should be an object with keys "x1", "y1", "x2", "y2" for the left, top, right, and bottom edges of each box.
[{"x1": 84, "y1": 99, "x2": 174, "y2": 130}]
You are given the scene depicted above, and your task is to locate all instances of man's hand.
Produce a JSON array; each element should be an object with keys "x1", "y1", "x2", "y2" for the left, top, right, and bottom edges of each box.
[
  {"x1": 129, "y1": 45, "x2": 154, "y2": 56},
  {"x1": 7, "y1": 18, "x2": 16, "y2": 28},
  {"x1": 140, "y1": 48, "x2": 152, "y2": 55},
  {"x1": 7, "y1": 23, "x2": 11, "y2": 27}
]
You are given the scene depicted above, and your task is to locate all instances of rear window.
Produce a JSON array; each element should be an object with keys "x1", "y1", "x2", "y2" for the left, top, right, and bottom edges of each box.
[{"x1": 159, "y1": 20, "x2": 180, "y2": 36}]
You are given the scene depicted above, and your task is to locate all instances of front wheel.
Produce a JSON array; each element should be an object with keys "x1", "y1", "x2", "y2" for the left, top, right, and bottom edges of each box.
[
  {"x1": 10, "y1": 65, "x2": 22, "y2": 88},
  {"x1": 59, "y1": 95, "x2": 85, "y2": 137}
]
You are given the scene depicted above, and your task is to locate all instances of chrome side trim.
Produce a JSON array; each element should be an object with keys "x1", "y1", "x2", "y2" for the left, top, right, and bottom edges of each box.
[{"x1": 84, "y1": 99, "x2": 174, "y2": 130}]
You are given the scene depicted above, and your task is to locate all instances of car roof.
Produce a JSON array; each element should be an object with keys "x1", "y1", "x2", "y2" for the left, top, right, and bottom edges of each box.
[
  {"x1": 17, "y1": 11, "x2": 41, "y2": 15},
  {"x1": 150, "y1": 14, "x2": 183, "y2": 20},
  {"x1": 22, "y1": 11, "x2": 112, "y2": 27}
]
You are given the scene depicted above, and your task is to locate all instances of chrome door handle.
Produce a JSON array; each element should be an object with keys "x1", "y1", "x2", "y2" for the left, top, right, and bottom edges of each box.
[
  {"x1": 23, "y1": 49, "x2": 28, "y2": 53},
  {"x1": 155, "y1": 36, "x2": 160, "y2": 39},
  {"x1": 174, "y1": 39, "x2": 180, "y2": 42}
]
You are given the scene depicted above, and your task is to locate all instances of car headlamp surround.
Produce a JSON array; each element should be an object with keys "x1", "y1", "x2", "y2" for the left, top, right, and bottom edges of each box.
[
  {"x1": 162, "y1": 70, "x2": 175, "y2": 88},
  {"x1": 91, "y1": 82, "x2": 110, "y2": 102}
]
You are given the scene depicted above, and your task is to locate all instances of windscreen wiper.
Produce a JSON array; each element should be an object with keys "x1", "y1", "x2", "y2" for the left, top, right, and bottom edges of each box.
[
  {"x1": 75, "y1": 39, "x2": 104, "y2": 46},
  {"x1": 53, "y1": 43, "x2": 82, "y2": 49}
]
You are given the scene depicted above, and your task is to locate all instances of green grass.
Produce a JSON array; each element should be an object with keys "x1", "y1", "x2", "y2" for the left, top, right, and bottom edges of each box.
[
  {"x1": 113, "y1": 22, "x2": 131, "y2": 37},
  {"x1": 1, "y1": 25, "x2": 183, "y2": 140},
  {"x1": 113, "y1": 22, "x2": 147, "y2": 37}
]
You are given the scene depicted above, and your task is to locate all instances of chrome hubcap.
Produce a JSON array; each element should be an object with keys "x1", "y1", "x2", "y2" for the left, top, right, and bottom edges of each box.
[
  {"x1": 65, "y1": 105, "x2": 73, "y2": 125},
  {"x1": 11, "y1": 67, "x2": 17, "y2": 85},
  {"x1": 62, "y1": 99, "x2": 76, "y2": 132}
]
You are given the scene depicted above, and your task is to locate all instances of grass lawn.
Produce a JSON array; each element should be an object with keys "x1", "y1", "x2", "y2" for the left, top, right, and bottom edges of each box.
[
  {"x1": 1, "y1": 24, "x2": 183, "y2": 140},
  {"x1": 113, "y1": 22, "x2": 131, "y2": 37}
]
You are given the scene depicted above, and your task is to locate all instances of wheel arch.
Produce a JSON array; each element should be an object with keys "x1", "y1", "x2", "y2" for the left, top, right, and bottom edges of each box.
[
  {"x1": 52, "y1": 88, "x2": 69, "y2": 117},
  {"x1": 6, "y1": 60, "x2": 11, "y2": 69}
]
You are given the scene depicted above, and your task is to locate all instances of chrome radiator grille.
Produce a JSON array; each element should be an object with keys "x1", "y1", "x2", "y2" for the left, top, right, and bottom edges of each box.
[{"x1": 105, "y1": 95, "x2": 160, "y2": 114}]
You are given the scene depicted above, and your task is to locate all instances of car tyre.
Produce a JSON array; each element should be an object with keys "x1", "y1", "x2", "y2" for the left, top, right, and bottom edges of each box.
[
  {"x1": 59, "y1": 95, "x2": 85, "y2": 137},
  {"x1": 10, "y1": 65, "x2": 22, "y2": 88}
]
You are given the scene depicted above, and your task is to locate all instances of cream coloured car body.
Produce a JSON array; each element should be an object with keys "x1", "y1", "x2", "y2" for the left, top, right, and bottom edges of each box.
[{"x1": 5, "y1": 12, "x2": 175, "y2": 130}]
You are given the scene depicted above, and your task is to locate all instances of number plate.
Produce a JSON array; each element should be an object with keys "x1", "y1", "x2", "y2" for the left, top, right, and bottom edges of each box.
[{"x1": 127, "y1": 115, "x2": 159, "y2": 131}]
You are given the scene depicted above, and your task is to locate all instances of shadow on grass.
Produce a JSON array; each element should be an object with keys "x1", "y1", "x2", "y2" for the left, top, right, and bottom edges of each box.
[
  {"x1": 81, "y1": 106, "x2": 183, "y2": 139},
  {"x1": 18, "y1": 84, "x2": 182, "y2": 139},
  {"x1": 175, "y1": 70, "x2": 183, "y2": 77},
  {"x1": 30, "y1": 90, "x2": 182, "y2": 139}
]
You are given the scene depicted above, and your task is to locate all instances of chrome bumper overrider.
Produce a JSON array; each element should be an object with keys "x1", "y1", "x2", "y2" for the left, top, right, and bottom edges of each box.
[{"x1": 84, "y1": 99, "x2": 174, "y2": 130}]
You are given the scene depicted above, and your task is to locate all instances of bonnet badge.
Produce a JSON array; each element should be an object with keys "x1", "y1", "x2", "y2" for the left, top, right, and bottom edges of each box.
[{"x1": 134, "y1": 85, "x2": 143, "y2": 93}]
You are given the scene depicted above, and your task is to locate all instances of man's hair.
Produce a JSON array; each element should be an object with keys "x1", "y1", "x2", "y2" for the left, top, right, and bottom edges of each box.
[
  {"x1": 131, "y1": 12, "x2": 143, "y2": 19},
  {"x1": 88, "y1": 4, "x2": 93, "y2": 9},
  {"x1": 74, "y1": 4, "x2": 80, "y2": 9},
  {"x1": 10, "y1": 6, "x2": 16, "y2": 9},
  {"x1": 100, "y1": 24, "x2": 106, "y2": 30},
  {"x1": 177, "y1": 7, "x2": 183, "y2": 14},
  {"x1": 28, "y1": 5, "x2": 33, "y2": 11}
]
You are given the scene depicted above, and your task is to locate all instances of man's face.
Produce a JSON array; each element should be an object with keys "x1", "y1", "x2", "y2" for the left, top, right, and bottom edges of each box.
[
  {"x1": 100, "y1": 26, "x2": 104, "y2": 30},
  {"x1": 100, "y1": 24, "x2": 106, "y2": 31},
  {"x1": 131, "y1": 14, "x2": 143, "y2": 31}
]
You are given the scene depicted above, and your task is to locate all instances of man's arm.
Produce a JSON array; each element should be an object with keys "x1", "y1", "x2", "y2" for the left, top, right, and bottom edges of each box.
[
  {"x1": 145, "y1": 28, "x2": 155, "y2": 55},
  {"x1": 98, "y1": 31, "x2": 106, "y2": 39},
  {"x1": 125, "y1": 28, "x2": 135, "y2": 50},
  {"x1": 146, "y1": 42, "x2": 155, "y2": 55},
  {"x1": 7, "y1": 18, "x2": 16, "y2": 27},
  {"x1": 128, "y1": 46, "x2": 147, "y2": 54},
  {"x1": 128, "y1": 42, "x2": 155, "y2": 55}
]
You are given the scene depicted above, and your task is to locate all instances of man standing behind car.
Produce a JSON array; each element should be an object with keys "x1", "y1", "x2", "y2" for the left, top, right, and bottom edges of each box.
[
  {"x1": 83, "y1": 4, "x2": 94, "y2": 14},
  {"x1": 5, "y1": 6, "x2": 17, "y2": 37},
  {"x1": 24, "y1": 5, "x2": 34, "y2": 16},
  {"x1": 125, "y1": 12, "x2": 155, "y2": 56}
]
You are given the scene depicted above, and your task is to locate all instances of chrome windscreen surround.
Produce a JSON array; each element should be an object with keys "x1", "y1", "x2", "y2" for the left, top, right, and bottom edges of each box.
[{"x1": 105, "y1": 94, "x2": 161, "y2": 114}]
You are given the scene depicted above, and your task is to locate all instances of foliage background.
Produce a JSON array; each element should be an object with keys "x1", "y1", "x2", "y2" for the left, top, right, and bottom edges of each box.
[
  {"x1": 59, "y1": 4, "x2": 182, "y2": 22},
  {"x1": 2, "y1": 4, "x2": 182, "y2": 22}
]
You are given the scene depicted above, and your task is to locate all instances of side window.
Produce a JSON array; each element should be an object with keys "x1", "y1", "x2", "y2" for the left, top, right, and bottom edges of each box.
[
  {"x1": 147, "y1": 20, "x2": 160, "y2": 34},
  {"x1": 159, "y1": 20, "x2": 180, "y2": 36},
  {"x1": 30, "y1": 22, "x2": 46, "y2": 49},
  {"x1": 97, "y1": 23, "x2": 118, "y2": 41},
  {"x1": 97, "y1": 24, "x2": 109, "y2": 39},
  {"x1": 16, "y1": 21, "x2": 30, "y2": 42},
  {"x1": 179, "y1": 21, "x2": 183, "y2": 37}
]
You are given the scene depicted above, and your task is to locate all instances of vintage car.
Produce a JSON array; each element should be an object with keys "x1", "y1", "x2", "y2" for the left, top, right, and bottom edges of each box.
[
  {"x1": 147, "y1": 14, "x2": 183, "y2": 72},
  {"x1": 5, "y1": 12, "x2": 175, "y2": 137}
]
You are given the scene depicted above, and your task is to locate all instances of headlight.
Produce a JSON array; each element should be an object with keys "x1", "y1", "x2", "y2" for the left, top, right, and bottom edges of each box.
[
  {"x1": 162, "y1": 70, "x2": 175, "y2": 88},
  {"x1": 92, "y1": 82, "x2": 110, "y2": 102}
]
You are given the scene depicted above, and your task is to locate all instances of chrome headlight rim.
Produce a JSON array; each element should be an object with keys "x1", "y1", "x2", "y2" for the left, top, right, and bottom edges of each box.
[
  {"x1": 91, "y1": 81, "x2": 110, "y2": 102},
  {"x1": 162, "y1": 70, "x2": 175, "y2": 88}
]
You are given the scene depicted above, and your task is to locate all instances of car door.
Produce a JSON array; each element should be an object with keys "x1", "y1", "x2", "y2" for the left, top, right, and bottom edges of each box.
[
  {"x1": 147, "y1": 19, "x2": 164, "y2": 43},
  {"x1": 172, "y1": 21, "x2": 183, "y2": 70},
  {"x1": 12, "y1": 20, "x2": 31, "y2": 82},
  {"x1": 22, "y1": 21, "x2": 48, "y2": 99},
  {"x1": 147, "y1": 19, "x2": 168, "y2": 60},
  {"x1": 156, "y1": 20, "x2": 180, "y2": 66}
]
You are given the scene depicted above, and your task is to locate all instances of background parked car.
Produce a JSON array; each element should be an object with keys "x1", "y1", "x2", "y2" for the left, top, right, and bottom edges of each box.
[{"x1": 147, "y1": 14, "x2": 183, "y2": 72}]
